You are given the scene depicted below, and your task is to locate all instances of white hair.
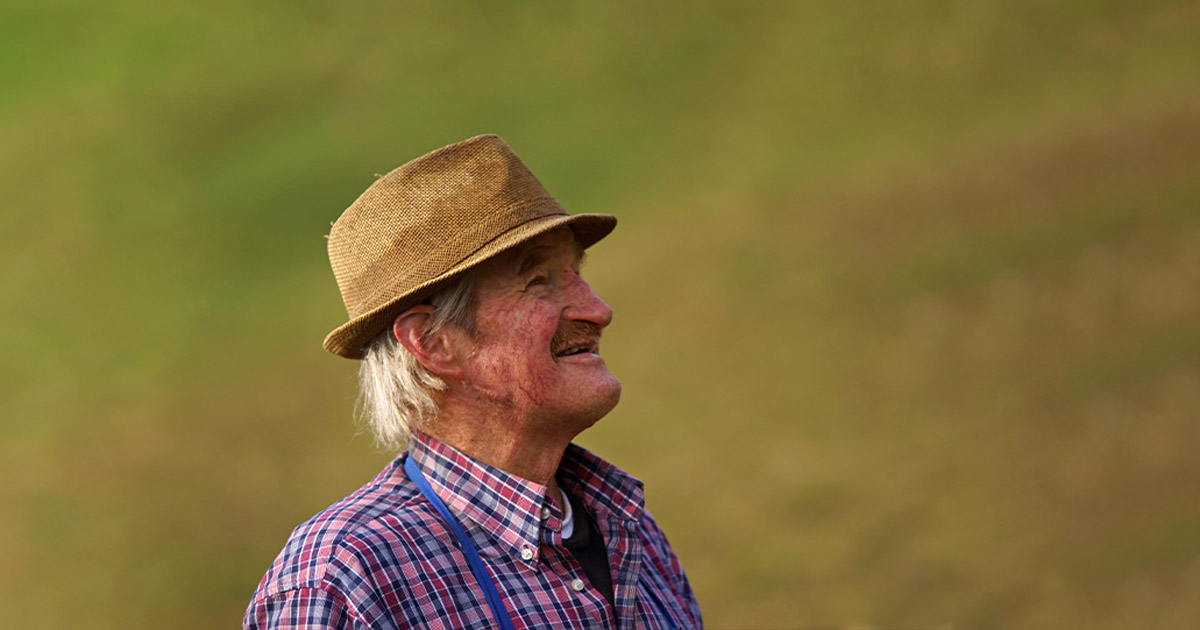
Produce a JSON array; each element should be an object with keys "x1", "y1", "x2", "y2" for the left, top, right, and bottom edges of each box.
[{"x1": 357, "y1": 272, "x2": 476, "y2": 453}]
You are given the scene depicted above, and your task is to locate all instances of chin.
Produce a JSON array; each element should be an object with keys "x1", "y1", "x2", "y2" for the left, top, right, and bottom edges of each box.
[
  {"x1": 583, "y1": 377, "x2": 623, "y2": 424},
  {"x1": 560, "y1": 377, "x2": 622, "y2": 432}
]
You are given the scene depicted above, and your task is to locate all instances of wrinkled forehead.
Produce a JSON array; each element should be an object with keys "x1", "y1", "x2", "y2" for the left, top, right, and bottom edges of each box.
[{"x1": 493, "y1": 226, "x2": 585, "y2": 275}]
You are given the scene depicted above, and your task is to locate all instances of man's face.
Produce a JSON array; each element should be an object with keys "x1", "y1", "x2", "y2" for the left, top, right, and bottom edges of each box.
[{"x1": 453, "y1": 227, "x2": 621, "y2": 433}]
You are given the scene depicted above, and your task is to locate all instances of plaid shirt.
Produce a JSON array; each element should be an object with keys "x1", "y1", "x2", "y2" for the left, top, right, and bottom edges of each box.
[{"x1": 245, "y1": 433, "x2": 702, "y2": 629}]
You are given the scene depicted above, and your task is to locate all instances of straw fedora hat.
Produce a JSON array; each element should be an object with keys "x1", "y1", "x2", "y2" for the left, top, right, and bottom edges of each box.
[{"x1": 323, "y1": 134, "x2": 616, "y2": 359}]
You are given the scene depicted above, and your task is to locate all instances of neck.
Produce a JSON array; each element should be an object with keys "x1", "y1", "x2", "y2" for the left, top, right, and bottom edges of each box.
[{"x1": 425, "y1": 403, "x2": 573, "y2": 510}]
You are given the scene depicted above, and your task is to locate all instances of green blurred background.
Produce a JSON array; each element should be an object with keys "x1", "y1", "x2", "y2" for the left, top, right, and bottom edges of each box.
[{"x1": 3, "y1": 1, "x2": 1200, "y2": 628}]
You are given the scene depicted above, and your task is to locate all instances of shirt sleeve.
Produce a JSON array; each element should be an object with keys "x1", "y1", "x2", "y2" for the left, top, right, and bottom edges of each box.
[{"x1": 244, "y1": 585, "x2": 363, "y2": 630}]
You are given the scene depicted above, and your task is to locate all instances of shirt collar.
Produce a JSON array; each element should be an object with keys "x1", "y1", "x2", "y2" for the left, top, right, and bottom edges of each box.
[
  {"x1": 407, "y1": 433, "x2": 645, "y2": 565},
  {"x1": 558, "y1": 441, "x2": 645, "y2": 524}
]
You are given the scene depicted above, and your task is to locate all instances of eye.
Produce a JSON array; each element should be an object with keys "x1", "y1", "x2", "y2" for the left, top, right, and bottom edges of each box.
[{"x1": 525, "y1": 274, "x2": 548, "y2": 289}]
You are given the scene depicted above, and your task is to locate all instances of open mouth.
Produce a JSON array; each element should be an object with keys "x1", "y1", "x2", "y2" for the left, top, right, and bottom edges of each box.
[
  {"x1": 555, "y1": 342, "x2": 597, "y2": 358},
  {"x1": 551, "y1": 323, "x2": 604, "y2": 359}
]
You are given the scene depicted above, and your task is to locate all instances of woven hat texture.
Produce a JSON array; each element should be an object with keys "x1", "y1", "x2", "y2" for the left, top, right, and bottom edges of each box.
[{"x1": 323, "y1": 134, "x2": 616, "y2": 359}]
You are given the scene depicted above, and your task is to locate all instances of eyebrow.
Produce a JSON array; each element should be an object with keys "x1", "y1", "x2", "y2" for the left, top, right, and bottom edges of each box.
[
  {"x1": 517, "y1": 248, "x2": 550, "y2": 276},
  {"x1": 516, "y1": 243, "x2": 585, "y2": 276}
]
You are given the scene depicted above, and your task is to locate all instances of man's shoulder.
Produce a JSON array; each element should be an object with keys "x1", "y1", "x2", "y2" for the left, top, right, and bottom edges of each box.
[
  {"x1": 252, "y1": 457, "x2": 432, "y2": 598},
  {"x1": 636, "y1": 507, "x2": 675, "y2": 555}
]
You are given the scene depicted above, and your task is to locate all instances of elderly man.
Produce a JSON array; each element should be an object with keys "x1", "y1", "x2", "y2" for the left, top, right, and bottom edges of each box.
[{"x1": 245, "y1": 135, "x2": 702, "y2": 629}]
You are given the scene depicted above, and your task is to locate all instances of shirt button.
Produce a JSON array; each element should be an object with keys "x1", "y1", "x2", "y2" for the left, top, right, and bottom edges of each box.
[
  {"x1": 570, "y1": 578, "x2": 586, "y2": 592},
  {"x1": 540, "y1": 506, "x2": 551, "y2": 521},
  {"x1": 520, "y1": 547, "x2": 534, "y2": 561}
]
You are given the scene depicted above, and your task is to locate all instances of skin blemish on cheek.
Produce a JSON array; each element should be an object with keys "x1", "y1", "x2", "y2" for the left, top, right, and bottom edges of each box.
[{"x1": 518, "y1": 383, "x2": 544, "y2": 405}]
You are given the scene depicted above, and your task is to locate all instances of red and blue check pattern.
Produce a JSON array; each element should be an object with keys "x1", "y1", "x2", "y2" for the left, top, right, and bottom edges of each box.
[{"x1": 244, "y1": 433, "x2": 702, "y2": 629}]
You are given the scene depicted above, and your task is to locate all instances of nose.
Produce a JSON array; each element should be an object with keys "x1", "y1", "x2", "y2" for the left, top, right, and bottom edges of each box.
[{"x1": 562, "y1": 272, "x2": 613, "y2": 328}]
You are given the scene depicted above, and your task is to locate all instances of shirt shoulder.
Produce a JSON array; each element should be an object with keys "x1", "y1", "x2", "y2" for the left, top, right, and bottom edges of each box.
[
  {"x1": 248, "y1": 457, "x2": 433, "y2": 603},
  {"x1": 637, "y1": 508, "x2": 685, "y2": 580},
  {"x1": 637, "y1": 508, "x2": 705, "y2": 628}
]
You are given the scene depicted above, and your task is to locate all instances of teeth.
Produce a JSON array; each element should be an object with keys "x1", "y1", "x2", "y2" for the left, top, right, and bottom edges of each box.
[{"x1": 555, "y1": 342, "x2": 597, "y2": 356}]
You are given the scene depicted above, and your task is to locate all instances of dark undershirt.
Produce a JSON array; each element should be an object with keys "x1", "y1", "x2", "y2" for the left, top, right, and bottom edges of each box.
[{"x1": 561, "y1": 488, "x2": 616, "y2": 612}]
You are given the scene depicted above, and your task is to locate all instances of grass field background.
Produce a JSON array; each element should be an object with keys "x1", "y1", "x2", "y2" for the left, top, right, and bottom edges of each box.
[{"x1": 3, "y1": 2, "x2": 1199, "y2": 628}]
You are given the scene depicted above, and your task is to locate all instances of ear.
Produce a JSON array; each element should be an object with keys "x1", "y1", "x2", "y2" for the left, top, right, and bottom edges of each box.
[{"x1": 392, "y1": 306, "x2": 469, "y2": 381}]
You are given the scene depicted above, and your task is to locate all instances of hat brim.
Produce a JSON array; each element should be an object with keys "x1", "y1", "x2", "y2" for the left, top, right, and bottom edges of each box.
[{"x1": 323, "y1": 212, "x2": 616, "y2": 359}]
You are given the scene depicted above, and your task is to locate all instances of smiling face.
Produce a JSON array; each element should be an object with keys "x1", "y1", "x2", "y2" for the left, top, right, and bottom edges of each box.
[{"x1": 449, "y1": 227, "x2": 622, "y2": 436}]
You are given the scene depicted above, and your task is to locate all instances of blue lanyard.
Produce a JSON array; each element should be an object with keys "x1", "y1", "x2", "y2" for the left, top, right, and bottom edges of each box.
[
  {"x1": 405, "y1": 455, "x2": 684, "y2": 629},
  {"x1": 404, "y1": 456, "x2": 516, "y2": 630}
]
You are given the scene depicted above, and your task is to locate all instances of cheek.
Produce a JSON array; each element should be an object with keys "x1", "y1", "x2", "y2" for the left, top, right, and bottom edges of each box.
[
  {"x1": 468, "y1": 352, "x2": 558, "y2": 409},
  {"x1": 469, "y1": 314, "x2": 562, "y2": 393},
  {"x1": 465, "y1": 297, "x2": 566, "y2": 395},
  {"x1": 475, "y1": 302, "x2": 560, "y2": 352}
]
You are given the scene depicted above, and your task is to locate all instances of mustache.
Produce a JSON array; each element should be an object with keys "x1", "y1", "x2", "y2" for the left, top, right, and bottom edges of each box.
[{"x1": 551, "y1": 322, "x2": 603, "y2": 356}]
